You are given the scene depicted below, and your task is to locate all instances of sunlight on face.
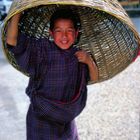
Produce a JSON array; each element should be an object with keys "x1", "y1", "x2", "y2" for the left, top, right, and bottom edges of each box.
[{"x1": 50, "y1": 19, "x2": 79, "y2": 50}]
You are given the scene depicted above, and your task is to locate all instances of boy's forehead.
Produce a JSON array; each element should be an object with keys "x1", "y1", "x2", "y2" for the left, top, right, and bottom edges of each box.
[{"x1": 54, "y1": 18, "x2": 75, "y2": 27}]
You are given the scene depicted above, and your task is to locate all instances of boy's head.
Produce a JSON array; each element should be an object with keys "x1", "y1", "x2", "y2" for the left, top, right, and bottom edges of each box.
[{"x1": 49, "y1": 9, "x2": 81, "y2": 50}]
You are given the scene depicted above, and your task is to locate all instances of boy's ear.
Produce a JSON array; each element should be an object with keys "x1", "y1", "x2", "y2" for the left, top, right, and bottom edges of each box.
[
  {"x1": 75, "y1": 30, "x2": 79, "y2": 38},
  {"x1": 49, "y1": 29, "x2": 53, "y2": 37}
]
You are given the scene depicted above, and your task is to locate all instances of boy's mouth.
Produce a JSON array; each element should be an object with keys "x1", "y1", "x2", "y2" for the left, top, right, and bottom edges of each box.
[{"x1": 61, "y1": 40, "x2": 68, "y2": 44}]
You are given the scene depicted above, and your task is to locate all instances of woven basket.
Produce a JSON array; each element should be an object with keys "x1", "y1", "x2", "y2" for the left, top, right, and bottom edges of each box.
[{"x1": 1, "y1": 0, "x2": 140, "y2": 84}]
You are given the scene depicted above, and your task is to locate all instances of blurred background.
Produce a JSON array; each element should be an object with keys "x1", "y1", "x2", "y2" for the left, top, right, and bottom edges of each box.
[
  {"x1": 119, "y1": 0, "x2": 140, "y2": 16},
  {"x1": 0, "y1": 0, "x2": 12, "y2": 20},
  {"x1": 0, "y1": 0, "x2": 140, "y2": 140}
]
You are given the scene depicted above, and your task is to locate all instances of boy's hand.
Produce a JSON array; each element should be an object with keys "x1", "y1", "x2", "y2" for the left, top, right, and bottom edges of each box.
[
  {"x1": 75, "y1": 50, "x2": 99, "y2": 82},
  {"x1": 75, "y1": 50, "x2": 92, "y2": 65}
]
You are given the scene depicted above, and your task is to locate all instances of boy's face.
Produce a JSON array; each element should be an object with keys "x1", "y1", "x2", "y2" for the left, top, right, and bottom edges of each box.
[{"x1": 49, "y1": 19, "x2": 79, "y2": 50}]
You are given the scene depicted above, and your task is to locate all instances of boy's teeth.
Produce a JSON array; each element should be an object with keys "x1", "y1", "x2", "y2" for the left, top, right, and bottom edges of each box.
[{"x1": 62, "y1": 41, "x2": 67, "y2": 44}]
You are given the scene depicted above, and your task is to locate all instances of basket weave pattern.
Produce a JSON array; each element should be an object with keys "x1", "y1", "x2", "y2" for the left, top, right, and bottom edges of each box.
[{"x1": 1, "y1": 0, "x2": 140, "y2": 83}]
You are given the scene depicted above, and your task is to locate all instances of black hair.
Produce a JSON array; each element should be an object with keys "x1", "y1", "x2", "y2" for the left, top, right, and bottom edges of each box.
[{"x1": 49, "y1": 8, "x2": 81, "y2": 31}]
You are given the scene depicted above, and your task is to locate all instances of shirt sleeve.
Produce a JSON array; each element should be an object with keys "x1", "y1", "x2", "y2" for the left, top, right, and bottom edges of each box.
[{"x1": 7, "y1": 33, "x2": 38, "y2": 75}]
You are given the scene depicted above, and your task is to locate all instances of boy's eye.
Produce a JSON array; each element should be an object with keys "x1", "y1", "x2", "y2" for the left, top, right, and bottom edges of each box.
[
  {"x1": 53, "y1": 28, "x2": 75, "y2": 33},
  {"x1": 67, "y1": 29, "x2": 74, "y2": 32},
  {"x1": 54, "y1": 29, "x2": 61, "y2": 32}
]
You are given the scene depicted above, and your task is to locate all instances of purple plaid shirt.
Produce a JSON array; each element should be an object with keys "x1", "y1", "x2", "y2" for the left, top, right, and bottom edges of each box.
[{"x1": 8, "y1": 33, "x2": 89, "y2": 140}]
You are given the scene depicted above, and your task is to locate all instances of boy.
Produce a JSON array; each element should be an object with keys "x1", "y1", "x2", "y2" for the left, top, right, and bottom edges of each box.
[{"x1": 6, "y1": 8, "x2": 98, "y2": 140}]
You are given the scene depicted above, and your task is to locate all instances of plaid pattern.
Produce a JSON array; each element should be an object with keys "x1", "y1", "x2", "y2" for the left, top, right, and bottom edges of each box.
[
  {"x1": 27, "y1": 104, "x2": 79, "y2": 140},
  {"x1": 8, "y1": 33, "x2": 89, "y2": 140}
]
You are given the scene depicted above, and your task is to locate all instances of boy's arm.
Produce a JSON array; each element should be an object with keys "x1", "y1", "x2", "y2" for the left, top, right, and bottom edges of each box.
[
  {"x1": 86, "y1": 59, "x2": 98, "y2": 82},
  {"x1": 75, "y1": 50, "x2": 99, "y2": 82},
  {"x1": 6, "y1": 13, "x2": 21, "y2": 46}
]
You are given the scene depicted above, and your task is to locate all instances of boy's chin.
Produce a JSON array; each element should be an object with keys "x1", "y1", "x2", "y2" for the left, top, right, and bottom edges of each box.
[{"x1": 57, "y1": 44, "x2": 72, "y2": 50}]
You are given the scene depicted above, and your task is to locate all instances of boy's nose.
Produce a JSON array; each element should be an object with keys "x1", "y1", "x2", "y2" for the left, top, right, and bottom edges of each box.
[{"x1": 62, "y1": 31, "x2": 67, "y2": 38}]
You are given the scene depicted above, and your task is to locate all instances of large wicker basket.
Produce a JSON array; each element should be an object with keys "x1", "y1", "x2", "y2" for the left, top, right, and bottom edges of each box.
[{"x1": 1, "y1": 0, "x2": 140, "y2": 84}]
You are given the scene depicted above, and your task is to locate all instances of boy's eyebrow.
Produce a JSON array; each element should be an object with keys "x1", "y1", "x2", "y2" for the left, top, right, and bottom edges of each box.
[{"x1": 53, "y1": 27, "x2": 75, "y2": 30}]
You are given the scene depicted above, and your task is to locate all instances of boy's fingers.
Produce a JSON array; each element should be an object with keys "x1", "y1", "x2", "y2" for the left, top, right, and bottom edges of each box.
[
  {"x1": 75, "y1": 52, "x2": 80, "y2": 57},
  {"x1": 75, "y1": 51, "x2": 81, "y2": 55},
  {"x1": 75, "y1": 51, "x2": 84, "y2": 56}
]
